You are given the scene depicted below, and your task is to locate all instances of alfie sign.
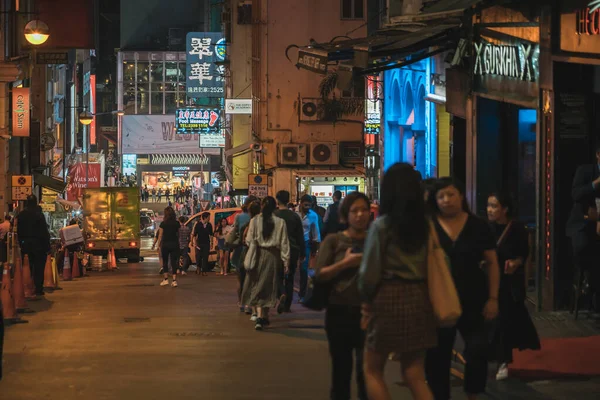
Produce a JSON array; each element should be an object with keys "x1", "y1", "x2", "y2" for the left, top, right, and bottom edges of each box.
[{"x1": 473, "y1": 42, "x2": 536, "y2": 82}]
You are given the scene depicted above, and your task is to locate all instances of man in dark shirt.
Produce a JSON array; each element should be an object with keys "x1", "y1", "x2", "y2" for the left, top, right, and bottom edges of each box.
[
  {"x1": 17, "y1": 195, "x2": 50, "y2": 296},
  {"x1": 323, "y1": 190, "x2": 346, "y2": 239},
  {"x1": 567, "y1": 145, "x2": 600, "y2": 300},
  {"x1": 275, "y1": 190, "x2": 305, "y2": 312},
  {"x1": 193, "y1": 212, "x2": 213, "y2": 276}
]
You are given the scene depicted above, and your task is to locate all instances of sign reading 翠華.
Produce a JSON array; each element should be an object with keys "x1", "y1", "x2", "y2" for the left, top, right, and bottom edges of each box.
[
  {"x1": 473, "y1": 42, "x2": 538, "y2": 82},
  {"x1": 185, "y1": 32, "x2": 226, "y2": 98}
]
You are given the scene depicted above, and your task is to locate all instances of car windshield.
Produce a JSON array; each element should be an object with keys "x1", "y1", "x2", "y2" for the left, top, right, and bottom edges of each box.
[{"x1": 140, "y1": 216, "x2": 152, "y2": 225}]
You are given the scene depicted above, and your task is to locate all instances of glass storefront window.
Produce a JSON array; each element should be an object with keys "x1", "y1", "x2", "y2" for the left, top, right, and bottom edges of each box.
[
  {"x1": 137, "y1": 62, "x2": 149, "y2": 84},
  {"x1": 151, "y1": 92, "x2": 163, "y2": 114},
  {"x1": 150, "y1": 62, "x2": 163, "y2": 82},
  {"x1": 165, "y1": 92, "x2": 178, "y2": 114},
  {"x1": 165, "y1": 62, "x2": 178, "y2": 82}
]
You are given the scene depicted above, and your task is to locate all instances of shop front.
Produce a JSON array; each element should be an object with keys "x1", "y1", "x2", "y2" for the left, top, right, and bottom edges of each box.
[
  {"x1": 294, "y1": 171, "x2": 365, "y2": 208},
  {"x1": 469, "y1": 6, "x2": 541, "y2": 306},
  {"x1": 539, "y1": 0, "x2": 600, "y2": 310}
]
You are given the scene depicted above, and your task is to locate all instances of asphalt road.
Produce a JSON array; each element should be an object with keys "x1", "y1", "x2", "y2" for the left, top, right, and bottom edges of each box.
[{"x1": 1, "y1": 260, "x2": 598, "y2": 399}]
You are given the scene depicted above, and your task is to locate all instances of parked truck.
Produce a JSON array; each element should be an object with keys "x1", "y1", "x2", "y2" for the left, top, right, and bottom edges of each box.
[{"x1": 82, "y1": 187, "x2": 141, "y2": 263}]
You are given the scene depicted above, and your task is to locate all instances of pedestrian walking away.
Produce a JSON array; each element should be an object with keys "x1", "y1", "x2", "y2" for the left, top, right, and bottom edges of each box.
[
  {"x1": 486, "y1": 192, "x2": 540, "y2": 381},
  {"x1": 425, "y1": 178, "x2": 500, "y2": 400},
  {"x1": 231, "y1": 196, "x2": 258, "y2": 312},
  {"x1": 298, "y1": 194, "x2": 321, "y2": 303},
  {"x1": 152, "y1": 206, "x2": 180, "y2": 287},
  {"x1": 17, "y1": 195, "x2": 51, "y2": 296},
  {"x1": 215, "y1": 217, "x2": 233, "y2": 275},
  {"x1": 359, "y1": 164, "x2": 437, "y2": 400},
  {"x1": 323, "y1": 190, "x2": 347, "y2": 240},
  {"x1": 275, "y1": 190, "x2": 305, "y2": 313},
  {"x1": 178, "y1": 216, "x2": 192, "y2": 275},
  {"x1": 193, "y1": 212, "x2": 213, "y2": 276},
  {"x1": 241, "y1": 196, "x2": 290, "y2": 331},
  {"x1": 316, "y1": 191, "x2": 371, "y2": 400}
]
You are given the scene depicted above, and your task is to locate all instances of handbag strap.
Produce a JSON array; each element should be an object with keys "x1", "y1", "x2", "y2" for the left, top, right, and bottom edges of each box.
[{"x1": 496, "y1": 221, "x2": 513, "y2": 247}]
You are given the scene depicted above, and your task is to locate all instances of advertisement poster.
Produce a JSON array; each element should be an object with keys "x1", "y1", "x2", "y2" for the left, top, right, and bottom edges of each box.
[
  {"x1": 66, "y1": 162, "x2": 101, "y2": 200},
  {"x1": 122, "y1": 115, "x2": 221, "y2": 155},
  {"x1": 175, "y1": 108, "x2": 220, "y2": 134},
  {"x1": 186, "y1": 32, "x2": 226, "y2": 98}
]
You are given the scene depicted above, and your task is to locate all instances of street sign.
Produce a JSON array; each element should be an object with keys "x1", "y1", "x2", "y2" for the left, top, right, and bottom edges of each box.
[
  {"x1": 12, "y1": 175, "x2": 32, "y2": 187},
  {"x1": 200, "y1": 200, "x2": 210, "y2": 210},
  {"x1": 225, "y1": 99, "x2": 252, "y2": 114},
  {"x1": 248, "y1": 174, "x2": 268, "y2": 198},
  {"x1": 36, "y1": 52, "x2": 69, "y2": 64},
  {"x1": 12, "y1": 187, "x2": 32, "y2": 200},
  {"x1": 40, "y1": 203, "x2": 56, "y2": 212}
]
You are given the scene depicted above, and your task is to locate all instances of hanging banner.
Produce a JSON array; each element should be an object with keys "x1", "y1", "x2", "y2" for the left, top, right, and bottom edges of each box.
[
  {"x1": 175, "y1": 108, "x2": 221, "y2": 134},
  {"x1": 185, "y1": 32, "x2": 226, "y2": 98},
  {"x1": 66, "y1": 162, "x2": 101, "y2": 200},
  {"x1": 12, "y1": 88, "x2": 30, "y2": 137}
]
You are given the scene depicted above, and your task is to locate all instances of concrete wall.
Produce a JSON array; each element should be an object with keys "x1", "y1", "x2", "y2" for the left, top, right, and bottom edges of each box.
[{"x1": 259, "y1": 0, "x2": 367, "y2": 196}]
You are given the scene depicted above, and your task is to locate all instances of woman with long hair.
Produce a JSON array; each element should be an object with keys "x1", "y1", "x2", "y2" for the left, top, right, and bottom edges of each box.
[
  {"x1": 152, "y1": 206, "x2": 180, "y2": 287},
  {"x1": 425, "y1": 178, "x2": 500, "y2": 400},
  {"x1": 232, "y1": 196, "x2": 258, "y2": 312},
  {"x1": 487, "y1": 192, "x2": 540, "y2": 380},
  {"x1": 241, "y1": 196, "x2": 290, "y2": 331},
  {"x1": 315, "y1": 192, "x2": 371, "y2": 400},
  {"x1": 242, "y1": 201, "x2": 262, "y2": 319},
  {"x1": 358, "y1": 163, "x2": 436, "y2": 400},
  {"x1": 215, "y1": 218, "x2": 233, "y2": 275}
]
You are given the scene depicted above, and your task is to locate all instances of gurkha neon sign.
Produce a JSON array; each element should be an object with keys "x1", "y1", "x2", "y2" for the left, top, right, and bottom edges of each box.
[{"x1": 473, "y1": 42, "x2": 536, "y2": 82}]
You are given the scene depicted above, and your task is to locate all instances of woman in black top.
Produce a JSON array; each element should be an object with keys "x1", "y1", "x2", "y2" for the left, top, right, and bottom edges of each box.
[
  {"x1": 152, "y1": 206, "x2": 180, "y2": 287},
  {"x1": 425, "y1": 178, "x2": 500, "y2": 400},
  {"x1": 487, "y1": 193, "x2": 540, "y2": 380}
]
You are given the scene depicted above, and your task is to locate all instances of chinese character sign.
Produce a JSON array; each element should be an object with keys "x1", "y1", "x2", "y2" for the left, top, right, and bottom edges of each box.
[
  {"x1": 175, "y1": 108, "x2": 221, "y2": 134},
  {"x1": 364, "y1": 78, "x2": 381, "y2": 135},
  {"x1": 186, "y1": 32, "x2": 226, "y2": 98}
]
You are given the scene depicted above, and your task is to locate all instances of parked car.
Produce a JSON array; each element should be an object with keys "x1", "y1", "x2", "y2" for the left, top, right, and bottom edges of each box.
[
  {"x1": 140, "y1": 208, "x2": 156, "y2": 220},
  {"x1": 185, "y1": 207, "x2": 242, "y2": 266},
  {"x1": 140, "y1": 215, "x2": 155, "y2": 237}
]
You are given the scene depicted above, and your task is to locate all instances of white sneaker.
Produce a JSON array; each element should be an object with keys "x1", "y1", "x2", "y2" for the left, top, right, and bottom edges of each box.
[
  {"x1": 160, "y1": 279, "x2": 169, "y2": 286},
  {"x1": 171, "y1": 280, "x2": 178, "y2": 287},
  {"x1": 181, "y1": 271, "x2": 187, "y2": 276},
  {"x1": 496, "y1": 363, "x2": 509, "y2": 381},
  {"x1": 250, "y1": 314, "x2": 257, "y2": 322}
]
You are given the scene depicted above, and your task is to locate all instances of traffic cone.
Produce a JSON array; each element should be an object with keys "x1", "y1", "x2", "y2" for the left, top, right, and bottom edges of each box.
[
  {"x1": 62, "y1": 249, "x2": 72, "y2": 281},
  {"x1": 51, "y1": 257, "x2": 62, "y2": 290},
  {"x1": 43, "y1": 254, "x2": 55, "y2": 290},
  {"x1": 106, "y1": 248, "x2": 112, "y2": 271},
  {"x1": 13, "y1": 256, "x2": 28, "y2": 310},
  {"x1": 22, "y1": 255, "x2": 36, "y2": 300},
  {"x1": 111, "y1": 248, "x2": 118, "y2": 270},
  {"x1": 72, "y1": 253, "x2": 81, "y2": 278},
  {"x1": 2, "y1": 262, "x2": 26, "y2": 324}
]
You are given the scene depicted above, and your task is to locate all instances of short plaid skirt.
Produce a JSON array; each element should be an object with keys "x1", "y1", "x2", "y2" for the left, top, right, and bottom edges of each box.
[{"x1": 366, "y1": 279, "x2": 437, "y2": 358}]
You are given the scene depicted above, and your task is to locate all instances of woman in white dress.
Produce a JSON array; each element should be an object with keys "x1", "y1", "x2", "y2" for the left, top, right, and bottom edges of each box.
[{"x1": 241, "y1": 196, "x2": 290, "y2": 330}]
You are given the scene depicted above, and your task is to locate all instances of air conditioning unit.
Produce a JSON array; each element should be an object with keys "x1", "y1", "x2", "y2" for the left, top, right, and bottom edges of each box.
[
  {"x1": 299, "y1": 98, "x2": 323, "y2": 122},
  {"x1": 279, "y1": 143, "x2": 307, "y2": 166},
  {"x1": 310, "y1": 142, "x2": 338, "y2": 166}
]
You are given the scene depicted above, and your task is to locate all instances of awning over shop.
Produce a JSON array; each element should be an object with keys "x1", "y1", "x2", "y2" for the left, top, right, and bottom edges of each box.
[
  {"x1": 293, "y1": 168, "x2": 365, "y2": 178},
  {"x1": 295, "y1": 24, "x2": 460, "y2": 75},
  {"x1": 33, "y1": 173, "x2": 67, "y2": 193}
]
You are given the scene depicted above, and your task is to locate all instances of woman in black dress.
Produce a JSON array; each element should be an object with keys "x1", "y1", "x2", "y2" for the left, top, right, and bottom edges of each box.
[
  {"x1": 487, "y1": 192, "x2": 540, "y2": 380},
  {"x1": 425, "y1": 178, "x2": 500, "y2": 400}
]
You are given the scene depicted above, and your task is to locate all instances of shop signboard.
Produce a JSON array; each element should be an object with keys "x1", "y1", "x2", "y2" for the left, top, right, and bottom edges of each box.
[
  {"x1": 296, "y1": 49, "x2": 328, "y2": 74},
  {"x1": 472, "y1": 42, "x2": 538, "y2": 82},
  {"x1": 561, "y1": 4, "x2": 600, "y2": 54},
  {"x1": 364, "y1": 77, "x2": 381, "y2": 135},
  {"x1": 225, "y1": 99, "x2": 252, "y2": 114},
  {"x1": 248, "y1": 174, "x2": 268, "y2": 198},
  {"x1": 185, "y1": 32, "x2": 226, "y2": 98},
  {"x1": 175, "y1": 108, "x2": 220, "y2": 134},
  {"x1": 172, "y1": 166, "x2": 190, "y2": 178},
  {"x1": 36, "y1": 52, "x2": 69, "y2": 64},
  {"x1": 122, "y1": 115, "x2": 221, "y2": 155},
  {"x1": 12, "y1": 88, "x2": 30, "y2": 137},
  {"x1": 199, "y1": 132, "x2": 225, "y2": 148},
  {"x1": 11, "y1": 175, "x2": 32, "y2": 200},
  {"x1": 66, "y1": 162, "x2": 101, "y2": 201}
]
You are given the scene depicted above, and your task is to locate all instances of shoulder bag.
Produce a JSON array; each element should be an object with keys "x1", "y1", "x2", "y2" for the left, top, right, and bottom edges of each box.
[
  {"x1": 427, "y1": 221, "x2": 462, "y2": 327},
  {"x1": 302, "y1": 235, "x2": 338, "y2": 311},
  {"x1": 243, "y1": 218, "x2": 261, "y2": 271}
]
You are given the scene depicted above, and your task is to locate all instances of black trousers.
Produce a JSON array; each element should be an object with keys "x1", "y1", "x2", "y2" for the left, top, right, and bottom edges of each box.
[
  {"x1": 195, "y1": 245, "x2": 210, "y2": 272},
  {"x1": 425, "y1": 310, "x2": 490, "y2": 399},
  {"x1": 0, "y1": 307, "x2": 3, "y2": 381},
  {"x1": 325, "y1": 304, "x2": 368, "y2": 400},
  {"x1": 179, "y1": 247, "x2": 190, "y2": 272},
  {"x1": 24, "y1": 250, "x2": 46, "y2": 295},
  {"x1": 283, "y1": 250, "x2": 299, "y2": 310},
  {"x1": 572, "y1": 232, "x2": 600, "y2": 293},
  {"x1": 161, "y1": 244, "x2": 179, "y2": 275}
]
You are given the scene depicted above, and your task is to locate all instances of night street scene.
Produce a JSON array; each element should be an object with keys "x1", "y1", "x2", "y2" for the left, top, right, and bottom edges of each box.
[{"x1": 1, "y1": 0, "x2": 600, "y2": 399}]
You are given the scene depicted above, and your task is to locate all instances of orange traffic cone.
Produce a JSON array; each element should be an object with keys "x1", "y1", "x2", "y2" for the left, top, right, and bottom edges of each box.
[
  {"x1": 72, "y1": 253, "x2": 81, "y2": 278},
  {"x1": 22, "y1": 255, "x2": 36, "y2": 300},
  {"x1": 106, "y1": 248, "x2": 112, "y2": 271},
  {"x1": 111, "y1": 248, "x2": 118, "y2": 270},
  {"x1": 2, "y1": 262, "x2": 26, "y2": 324},
  {"x1": 62, "y1": 249, "x2": 72, "y2": 281},
  {"x1": 43, "y1": 254, "x2": 54, "y2": 289},
  {"x1": 13, "y1": 256, "x2": 28, "y2": 310}
]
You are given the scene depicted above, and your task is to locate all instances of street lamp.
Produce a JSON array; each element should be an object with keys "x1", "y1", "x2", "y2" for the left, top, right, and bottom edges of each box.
[
  {"x1": 79, "y1": 111, "x2": 94, "y2": 125},
  {"x1": 24, "y1": 20, "x2": 50, "y2": 45}
]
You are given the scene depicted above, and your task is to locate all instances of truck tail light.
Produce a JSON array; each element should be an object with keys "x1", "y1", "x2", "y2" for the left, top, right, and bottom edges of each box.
[
  {"x1": 87, "y1": 242, "x2": 95, "y2": 248},
  {"x1": 129, "y1": 241, "x2": 137, "y2": 247}
]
